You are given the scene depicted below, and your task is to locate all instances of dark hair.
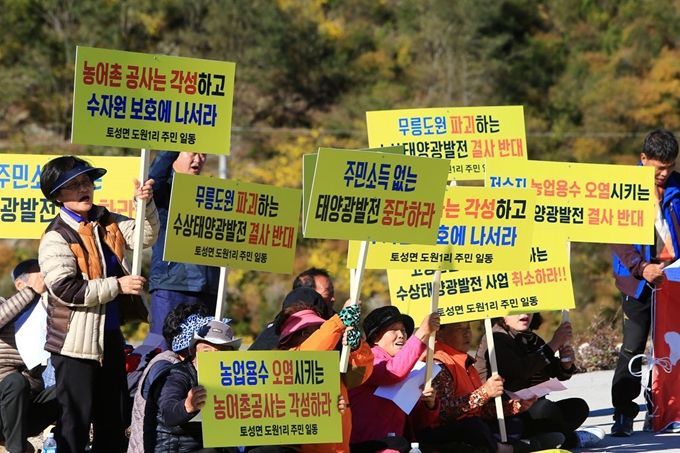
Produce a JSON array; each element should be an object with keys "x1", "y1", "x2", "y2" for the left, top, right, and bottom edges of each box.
[
  {"x1": 273, "y1": 302, "x2": 323, "y2": 337},
  {"x1": 493, "y1": 314, "x2": 543, "y2": 331},
  {"x1": 292, "y1": 267, "x2": 331, "y2": 290},
  {"x1": 40, "y1": 156, "x2": 99, "y2": 207},
  {"x1": 162, "y1": 302, "x2": 208, "y2": 351},
  {"x1": 643, "y1": 128, "x2": 679, "y2": 163}
]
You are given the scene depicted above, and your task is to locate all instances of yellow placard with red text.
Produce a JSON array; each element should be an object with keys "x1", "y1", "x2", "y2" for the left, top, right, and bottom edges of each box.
[
  {"x1": 165, "y1": 174, "x2": 301, "y2": 274},
  {"x1": 366, "y1": 105, "x2": 527, "y2": 181},
  {"x1": 72, "y1": 46, "x2": 235, "y2": 154},
  {"x1": 485, "y1": 159, "x2": 655, "y2": 244},
  {"x1": 198, "y1": 350, "x2": 342, "y2": 447},
  {"x1": 388, "y1": 232, "x2": 574, "y2": 323},
  {"x1": 348, "y1": 186, "x2": 536, "y2": 271},
  {"x1": 304, "y1": 148, "x2": 449, "y2": 244},
  {"x1": 0, "y1": 154, "x2": 140, "y2": 239}
]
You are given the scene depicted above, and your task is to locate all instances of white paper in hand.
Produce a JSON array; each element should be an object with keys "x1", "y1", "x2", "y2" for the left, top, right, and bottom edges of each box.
[
  {"x1": 15, "y1": 299, "x2": 50, "y2": 370},
  {"x1": 504, "y1": 377, "x2": 567, "y2": 401},
  {"x1": 374, "y1": 361, "x2": 441, "y2": 414}
]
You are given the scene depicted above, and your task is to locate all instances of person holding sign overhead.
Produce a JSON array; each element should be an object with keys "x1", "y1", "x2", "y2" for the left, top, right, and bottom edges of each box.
[
  {"x1": 349, "y1": 306, "x2": 440, "y2": 453},
  {"x1": 475, "y1": 314, "x2": 604, "y2": 450},
  {"x1": 609, "y1": 128, "x2": 680, "y2": 436},
  {"x1": 148, "y1": 151, "x2": 220, "y2": 338},
  {"x1": 38, "y1": 156, "x2": 159, "y2": 453}
]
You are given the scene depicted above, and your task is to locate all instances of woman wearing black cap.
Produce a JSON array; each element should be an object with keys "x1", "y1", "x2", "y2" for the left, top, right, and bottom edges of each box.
[
  {"x1": 38, "y1": 156, "x2": 159, "y2": 453},
  {"x1": 349, "y1": 306, "x2": 441, "y2": 453}
]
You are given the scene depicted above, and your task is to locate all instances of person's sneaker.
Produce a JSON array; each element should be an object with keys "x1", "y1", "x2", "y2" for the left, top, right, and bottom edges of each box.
[
  {"x1": 611, "y1": 413, "x2": 634, "y2": 437},
  {"x1": 529, "y1": 431, "x2": 566, "y2": 450},
  {"x1": 575, "y1": 427, "x2": 605, "y2": 448}
]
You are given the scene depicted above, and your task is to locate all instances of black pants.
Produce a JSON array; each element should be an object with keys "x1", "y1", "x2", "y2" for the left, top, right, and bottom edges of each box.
[
  {"x1": 0, "y1": 373, "x2": 58, "y2": 453},
  {"x1": 520, "y1": 397, "x2": 589, "y2": 449},
  {"x1": 416, "y1": 416, "x2": 498, "y2": 453},
  {"x1": 612, "y1": 291, "x2": 652, "y2": 418},
  {"x1": 52, "y1": 329, "x2": 128, "y2": 453},
  {"x1": 350, "y1": 436, "x2": 410, "y2": 453}
]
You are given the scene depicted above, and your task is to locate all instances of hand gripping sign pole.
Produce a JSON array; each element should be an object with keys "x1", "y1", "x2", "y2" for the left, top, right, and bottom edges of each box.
[
  {"x1": 340, "y1": 240, "x2": 370, "y2": 373},
  {"x1": 485, "y1": 316, "x2": 507, "y2": 442},
  {"x1": 131, "y1": 149, "x2": 151, "y2": 277}
]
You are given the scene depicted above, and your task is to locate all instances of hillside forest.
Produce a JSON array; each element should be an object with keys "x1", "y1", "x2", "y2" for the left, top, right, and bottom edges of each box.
[{"x1": 2, "y1": 0, "x2": 678, "y2": 352}]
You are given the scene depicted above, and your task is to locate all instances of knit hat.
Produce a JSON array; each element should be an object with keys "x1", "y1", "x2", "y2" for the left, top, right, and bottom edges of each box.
[
  {"x1": 278, "y1": 309, "x2": 326, "y2": 345},
  {"x1": 191, "y1": 320, "x2": 242, "y2": 350},
  {"x1": 363, "y1": 306, "x2": 415, "y2": 345}
]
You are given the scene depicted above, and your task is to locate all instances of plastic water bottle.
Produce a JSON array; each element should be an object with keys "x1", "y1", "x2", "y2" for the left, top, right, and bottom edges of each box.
[
  {"x1": 43, "y1": 432, "x2": 57, "y2": 453},
  {"x1": 408, "y1": 442, "x2": 421, "y2": 453}
]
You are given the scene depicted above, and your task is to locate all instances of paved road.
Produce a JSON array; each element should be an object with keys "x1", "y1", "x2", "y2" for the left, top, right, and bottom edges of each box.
[{"x1": 552, "y1": 369, "x2": 680, "y2": 452}]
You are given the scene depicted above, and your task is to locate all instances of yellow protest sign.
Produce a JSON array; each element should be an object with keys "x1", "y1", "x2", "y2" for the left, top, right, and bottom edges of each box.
[
  {"x1": 485, "y1": 160, "x2": 655, "y2": 245},
  {"x1": 165, "y1": 174, "x2": 301, "y2": 273},
  {"x1": 388, "y1": 232, "x2": 574, "y2": 323},
  {"x1": 348, "y1": 186, "x2": 536, "y2": 271},
  {"x1": 366, "y1": 106, "x2": 527, "y2": 181},
  {"x1": 0, "y1": 154, "x2": 140, "y2": 239},
  {"x1": 72, "y1": 46, "x2": 235, "y2": 154},
  {"x1": 198, "y1": 350, "x2": 342, "y2": 447},
  {"x1": 304, "y1": 148, "x2": 449, "y2": 244},
  {"x1": 302, "y1": 147, "x2": 404, "y2": 235}
]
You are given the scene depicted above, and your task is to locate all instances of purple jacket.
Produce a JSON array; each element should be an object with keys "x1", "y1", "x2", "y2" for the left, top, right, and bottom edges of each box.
[{"x1": 349, "y1": 335, "x2": 440, "y2": 443}]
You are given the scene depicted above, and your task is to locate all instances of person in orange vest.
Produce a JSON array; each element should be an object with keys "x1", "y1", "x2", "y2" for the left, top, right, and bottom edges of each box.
[{"x1": 415, "y1": 321, "x2": 542, "y2": 453}]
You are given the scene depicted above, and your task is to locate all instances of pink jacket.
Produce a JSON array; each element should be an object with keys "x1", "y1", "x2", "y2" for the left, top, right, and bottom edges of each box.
[{"x1": 349, "y1": 335, "x2": 440, "y2": 443}]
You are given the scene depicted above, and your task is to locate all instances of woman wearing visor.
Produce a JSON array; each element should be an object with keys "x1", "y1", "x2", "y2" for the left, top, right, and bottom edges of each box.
[{"x1": 38, "y1": 156, "x2": 159, "y2": 453}]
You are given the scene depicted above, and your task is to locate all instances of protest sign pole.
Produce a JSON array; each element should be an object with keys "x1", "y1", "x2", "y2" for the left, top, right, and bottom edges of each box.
[
  {"x1": 131, "y1": 149, "x2": 150, "y2": 276},
  {"x1": 340, "y1": 240, "x2": 369, "y2": 373},
  {"x1": 215, "y1": 154, "x2": 229, "y2": 320},
  {"x1": 485, "y1": 316, "x2": 507, "y2": 442},
  {"x1": 424, "y1": 179, "x2": 454, "y2": 389},
  {"x1": 562, "y1": 240, "x2": 571, "y2": 323}
]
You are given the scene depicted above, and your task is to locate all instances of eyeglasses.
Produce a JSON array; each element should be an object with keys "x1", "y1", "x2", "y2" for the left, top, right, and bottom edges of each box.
[{"x1": 61, "y1": 179, "x2": 94, "y2": 192}]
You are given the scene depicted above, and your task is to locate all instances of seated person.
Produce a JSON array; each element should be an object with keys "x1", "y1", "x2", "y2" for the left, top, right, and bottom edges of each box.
[
  {"x1": 349, "y1": 306, "x2": 440, "y2": 453},
  {"x1": 275, "y1": 300, "x2": 373, "y2": 453},
  {"x1": 154, "y1": 320, "x2": 241, "y2": 453},
  {"x1": 0, "y1": 260, "x2": 58, "y2": 453},
  {"x1": 475, "y1": 314, "x2": 604, "y2": 450},
  {"x1": 128, "y1": 303, "x2": 210, "y2": 453},
  {"x1": 416, "y1": 322, "x2": 542, "y2": 453}
]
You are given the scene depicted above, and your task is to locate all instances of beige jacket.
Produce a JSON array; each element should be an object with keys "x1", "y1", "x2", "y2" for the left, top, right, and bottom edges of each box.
[{"x1": 39, "y1": 201, "x2": 158, "y2": 361}]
